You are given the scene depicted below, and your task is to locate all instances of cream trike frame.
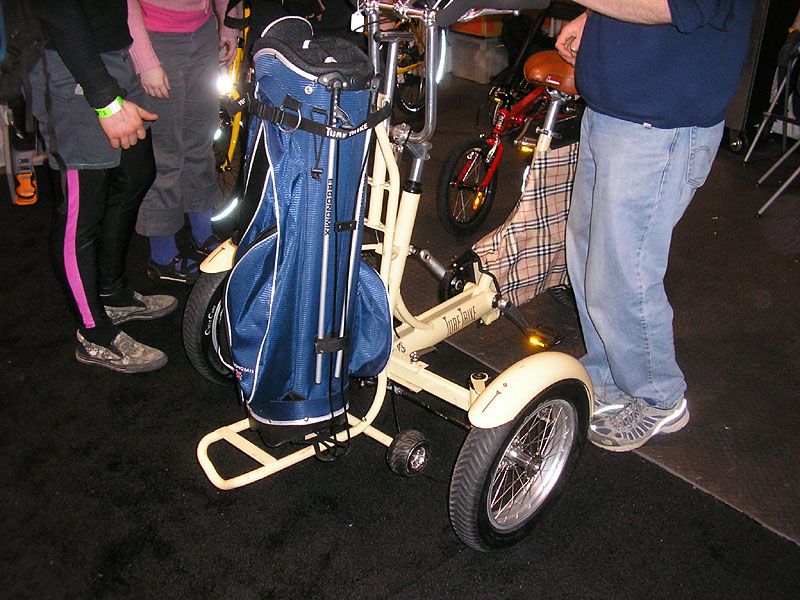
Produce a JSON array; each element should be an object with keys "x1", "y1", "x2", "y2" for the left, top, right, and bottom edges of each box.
[{"x1": 191, "y1": 0, "x2": 592, "y2": 551}]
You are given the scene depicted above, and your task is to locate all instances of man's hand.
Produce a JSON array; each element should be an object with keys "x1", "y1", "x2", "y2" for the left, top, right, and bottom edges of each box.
[
  {"x1": 140, "y1": 65, "x2": 170, "y2": 99},
  {"x1": 219, "y1": 35, "x2": 237, "y2": 67},
  {"x1": 98, "y1": 99, "x2": 157, "y2": 149},
  {"x1": 556, "y1": 12, "x2": 588, "y2": 66}
]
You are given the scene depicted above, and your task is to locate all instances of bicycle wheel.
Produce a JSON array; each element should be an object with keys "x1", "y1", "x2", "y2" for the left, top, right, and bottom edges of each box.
[
  {"x1": 213, "y1": 108, "x2": 243, "y2": 208},
  {"x1": 449, "y1": 380, "x2": 588, "y2": 551},
  {"x1": 183, "y1": 270, "x2": 234, "y2": 386},
  {"x1": 436, "y1": 137, "x2": 499, "y2": 235},
  {"x1": 395, "y1": 22, "x2": 426, "y2": 117}
]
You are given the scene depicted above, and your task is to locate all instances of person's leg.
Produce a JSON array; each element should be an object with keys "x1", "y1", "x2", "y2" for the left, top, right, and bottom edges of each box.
[
  {"x1": 576, "y1": 114, "x2": 723, "y2": 450},
  {"x1": 135, "y1": 30, "x2": 196, "y2": 281},
  {"x1": 566, "y1": 108, "x2": 620, "y2": 408},
  {"x1": 97, "y1": 133, "x2": 156, "y2": 297},
  {"x1": 49, "y1": 167, "x2": 115, "y2": 342},
  {"x1": 583, "y1": 116, "x2": 723, "y2": 408},
  {"x1": 48, "y1": 165, "x2": 169, "y2": 372},
  {"x1": 183, "y1": 17, "x2": 223, "y2": 251},
  {"x1": 95, "y1": 132, "x2": 179, "y2": 324}
]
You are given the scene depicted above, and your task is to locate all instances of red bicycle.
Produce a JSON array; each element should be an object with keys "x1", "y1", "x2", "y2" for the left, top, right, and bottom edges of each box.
[{"x1": 436, "y1": 50, "x2": 583, "y2": 235}]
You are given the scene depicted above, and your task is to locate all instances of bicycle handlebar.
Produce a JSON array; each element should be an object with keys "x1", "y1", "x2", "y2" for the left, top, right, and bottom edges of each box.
[{"x1": 435, "y1": 0, "x2": 552, "y2": 27}]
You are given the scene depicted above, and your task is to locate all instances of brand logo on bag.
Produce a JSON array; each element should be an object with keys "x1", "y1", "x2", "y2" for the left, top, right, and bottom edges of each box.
[
  {"x1": 324, "y1": 180, "x2": 333, "y2": 235},
  {"x1": 442, "y1": 305, "x2": 478, "y2": 336},
  {"x1": 234, "y1": 364, "x2": 255, "y2": 379},
  {"x1": 325, "y1": 120, "x2": 370, "y2": 140}
]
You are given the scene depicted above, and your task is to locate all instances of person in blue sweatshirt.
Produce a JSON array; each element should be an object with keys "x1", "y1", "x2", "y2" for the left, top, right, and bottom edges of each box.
[{"x1": 555, "y1": 0, "x2": 754, "y2": 451}]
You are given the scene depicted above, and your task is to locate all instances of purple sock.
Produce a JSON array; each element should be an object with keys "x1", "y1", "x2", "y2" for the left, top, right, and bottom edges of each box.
[
  {"x1": 149, "y1": 235, "x2": 179, "y2": 265},
  {"x1": 188, "y1": 210, "x2": 215, "y2": 246}
]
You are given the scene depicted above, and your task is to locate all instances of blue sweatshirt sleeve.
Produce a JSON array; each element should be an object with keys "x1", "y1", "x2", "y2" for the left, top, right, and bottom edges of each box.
[{"x1": 668, "y1": 0, "x2": 742, "y2": 33}]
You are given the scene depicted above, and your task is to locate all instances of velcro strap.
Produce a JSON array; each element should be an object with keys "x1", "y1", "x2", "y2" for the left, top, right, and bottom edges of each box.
[{"x1": 315, "y1": 334, "x2": 350, "y2": 354}]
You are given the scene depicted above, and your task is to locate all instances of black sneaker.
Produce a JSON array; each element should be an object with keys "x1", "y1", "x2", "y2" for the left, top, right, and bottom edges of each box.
[
  {"x1": 104, "y1": 291, "x2": 178, "y2": 325},
  {"x1": 147, "y1": 255, "x2": 199, "y2": 284},
  {"x1": 188, "y1": 235, "x2": 224, "y2": 261},
  {"x1": 75, "y1": 330, "x2": 167, "y2": 373}
]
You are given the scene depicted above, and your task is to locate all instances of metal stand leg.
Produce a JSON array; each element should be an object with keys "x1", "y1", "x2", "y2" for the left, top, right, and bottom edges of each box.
[
  {"x1": 743, "y1": 76, "x2": 787, "y2": 165},
  {"x1": 756, "y1": 162, "x2": 800, "y2": 217}
]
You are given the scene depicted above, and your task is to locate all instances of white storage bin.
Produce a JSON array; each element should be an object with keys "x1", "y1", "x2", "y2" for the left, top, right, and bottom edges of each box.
[{"x1": 448, "y1": 31, "x2": 508, "y2": 85}]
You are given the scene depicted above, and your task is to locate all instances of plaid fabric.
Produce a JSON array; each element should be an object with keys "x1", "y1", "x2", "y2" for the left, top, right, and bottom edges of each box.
[{"x1": 472, "y1": 142, "x2": 579, "y2": 306}]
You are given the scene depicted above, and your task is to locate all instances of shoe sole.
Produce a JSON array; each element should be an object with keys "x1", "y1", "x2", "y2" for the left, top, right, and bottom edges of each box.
[
  {"x1": 659, "y1": 407, "x2": 690, "y2": 434},
  {"x1": 75, "y1": 349, "x2": 168, "y2": 373},
  {"x1": 147, "y1": 272, "x2": 198, "y2": 284},
  {"x1": 108, "y1": 301, "x2": 179, "y2": 325}
]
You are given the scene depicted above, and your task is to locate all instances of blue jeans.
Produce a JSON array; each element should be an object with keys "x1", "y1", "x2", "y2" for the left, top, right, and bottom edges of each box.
[{"x1": 566, "y1": 108, "x2": 723, "y2": 408}]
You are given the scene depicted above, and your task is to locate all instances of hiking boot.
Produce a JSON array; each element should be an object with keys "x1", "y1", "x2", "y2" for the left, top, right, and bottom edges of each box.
[
  {"x1": 147, "y1": 254, "x2": 199, "y2": 284},
  {"x1": 104, "y1": 291, "x2": 178, "y2": 325},
  {"x1": 75, "y1": 331, "x2": 167, "y2": 373},
  {"x1": 588, "y1": 395, "x2": 690, "y2": 452}
]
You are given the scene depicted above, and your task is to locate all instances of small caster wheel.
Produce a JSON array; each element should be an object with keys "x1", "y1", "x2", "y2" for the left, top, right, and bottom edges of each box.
[{"x1": 387, "y1": 430, "x2": 430, "y2": 477}]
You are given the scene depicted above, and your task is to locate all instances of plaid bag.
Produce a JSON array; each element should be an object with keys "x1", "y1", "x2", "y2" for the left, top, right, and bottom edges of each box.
[{"x1": 472, "y1": 142, "x2": 578, "y2": 306}]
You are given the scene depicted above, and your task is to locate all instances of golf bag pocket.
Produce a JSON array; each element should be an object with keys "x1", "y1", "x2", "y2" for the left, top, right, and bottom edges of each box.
[{"x1": 224, "y1": 16, "x2": 391, "y2": 445}]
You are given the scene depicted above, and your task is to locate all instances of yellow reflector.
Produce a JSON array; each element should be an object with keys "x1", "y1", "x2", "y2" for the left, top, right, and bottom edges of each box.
[
  {"x1": 472, "y1": 191, "x2": 484, "y2": 211},
  {"x1": 529, "y1": 336, "x2": 546, "y2": 348}
]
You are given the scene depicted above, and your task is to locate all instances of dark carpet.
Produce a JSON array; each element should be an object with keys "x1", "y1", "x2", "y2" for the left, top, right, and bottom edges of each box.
[{"x1": 1, "y1": 178, "x2": 800, "y2": 599}]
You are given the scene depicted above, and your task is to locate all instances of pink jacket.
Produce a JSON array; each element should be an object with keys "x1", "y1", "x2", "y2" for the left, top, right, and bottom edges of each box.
[{"x1": 127, "y1": 0, "x2": 239, "y2": 74}]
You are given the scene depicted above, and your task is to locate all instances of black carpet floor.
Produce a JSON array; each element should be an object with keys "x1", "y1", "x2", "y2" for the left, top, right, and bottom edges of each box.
[{"x1": 2, "y1": 178, "x2": 800, "y2": 598}]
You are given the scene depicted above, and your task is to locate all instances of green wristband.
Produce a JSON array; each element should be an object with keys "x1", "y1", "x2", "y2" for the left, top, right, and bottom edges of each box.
[{"x1": 94, "y1": 96, "x2": 124, "y2": 119}]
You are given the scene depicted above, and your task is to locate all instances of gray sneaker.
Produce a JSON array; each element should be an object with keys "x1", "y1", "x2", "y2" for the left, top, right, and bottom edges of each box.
[
  {"x1": 589, "y1": 395, "x2": 690, "y2": 452},
  {"x1": 75, "y1": 331, "x2": 168, "y2": 373},
  {"x1": 104, "y1": 291, "x2": 178, "y2": 325}
]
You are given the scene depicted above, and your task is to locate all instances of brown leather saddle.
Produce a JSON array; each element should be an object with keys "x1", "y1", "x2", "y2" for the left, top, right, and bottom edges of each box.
[{"x1": 523, "y1": 50, "x2": 577, "y2": 96}]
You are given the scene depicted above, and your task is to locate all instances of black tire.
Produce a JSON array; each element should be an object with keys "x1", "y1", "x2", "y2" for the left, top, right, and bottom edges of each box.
[
  {"x1": 213, "y1": 108, "x2": 245, "y2": 209},
  {"x1": 182, "y1": 270, "x2": 234, "y2": 386},
  {"x1": 449, "y1": 380, "x2": 588, "y2": 551},
  {"x1": 395, "y1": 25, "x2": 426, "y2": 117},
  {"x1": 548, "y1": 284, "x2": 577, "y2": 314},
  {"x1": 387, "y1": 430, "x2": 430, "y2": 477},
  {"x1": 436, "y1": 137, "x2": 499, "y2": 236}
]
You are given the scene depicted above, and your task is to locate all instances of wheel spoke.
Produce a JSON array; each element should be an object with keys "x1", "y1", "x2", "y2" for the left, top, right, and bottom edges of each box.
[{"x1": 487, "y1": 399, "x2": 577, "y2": 528}]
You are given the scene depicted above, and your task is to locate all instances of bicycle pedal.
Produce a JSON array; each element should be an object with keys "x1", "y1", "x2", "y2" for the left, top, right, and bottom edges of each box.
[
  {"x1": 514, "y1": 136, "x2": 537, "y2": 152},
  {"x1": 524, "y1": 325, "x2": 562, "y2": 350}
]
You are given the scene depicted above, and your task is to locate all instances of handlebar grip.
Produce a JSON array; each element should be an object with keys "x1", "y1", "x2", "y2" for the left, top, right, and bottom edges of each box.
[{"x1": 435, "y1": 0, "x2": 552, "y2": 28}]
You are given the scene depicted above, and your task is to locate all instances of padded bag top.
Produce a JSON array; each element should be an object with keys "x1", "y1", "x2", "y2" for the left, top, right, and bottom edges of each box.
[{"x1": 253, "y1": 16, "x2": 372, "y2": 91}]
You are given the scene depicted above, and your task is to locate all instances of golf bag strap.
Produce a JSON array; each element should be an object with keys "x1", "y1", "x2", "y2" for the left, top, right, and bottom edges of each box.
[{"x1": 244, "y1": 93, "x2": 392, "y2": 140}]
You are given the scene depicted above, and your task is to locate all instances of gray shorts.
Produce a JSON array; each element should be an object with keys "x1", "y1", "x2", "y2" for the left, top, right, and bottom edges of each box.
[
  {"x1": 135, "y1": 15, "x2": 221, "y2": 237},
  {"x1": 29, "y1": 48, "x2": 148, "y2": 170}
]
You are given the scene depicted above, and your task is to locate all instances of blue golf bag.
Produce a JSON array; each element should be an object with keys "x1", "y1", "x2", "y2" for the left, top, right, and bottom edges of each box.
[{"x1": 224, "y1": 17, "x2": 393, "y2": 447}]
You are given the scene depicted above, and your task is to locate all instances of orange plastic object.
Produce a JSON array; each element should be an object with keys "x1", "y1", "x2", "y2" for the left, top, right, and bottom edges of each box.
[
  {"x1": 450, "y1": 15, "x2": 505, "y2": 38},
  {"x1": 14, "y1": 172, "x2": 37, "y2": 205},
  {"x1": 523, "y1": 50, "x2": 577, "y2": 95}
]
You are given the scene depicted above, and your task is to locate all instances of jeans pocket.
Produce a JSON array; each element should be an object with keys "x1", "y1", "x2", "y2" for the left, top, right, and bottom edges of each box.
[{"x1": 687, "y1": 124, "x2": 723, "y2": 188}]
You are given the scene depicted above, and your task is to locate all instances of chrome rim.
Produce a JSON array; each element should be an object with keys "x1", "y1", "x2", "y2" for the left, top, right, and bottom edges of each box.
[{"x1": 487, "y1": 398, "x2": 577, "y2": 530}]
